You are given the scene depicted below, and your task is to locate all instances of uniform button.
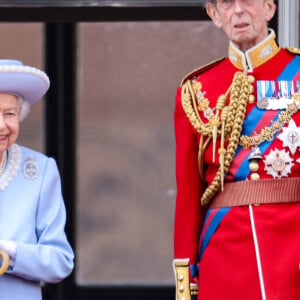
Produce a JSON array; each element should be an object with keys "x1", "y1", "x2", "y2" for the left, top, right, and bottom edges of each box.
[
  {"x1": 249, "y1": 161, "x2": 259, "y2": 172},
  {"x1": 250, "y1": 173, "x2": 260, "y2": 181}
]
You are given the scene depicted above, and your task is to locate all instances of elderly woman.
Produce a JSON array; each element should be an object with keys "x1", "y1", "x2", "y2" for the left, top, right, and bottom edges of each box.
[{"x1": 0, "y1": 59, "x2": 74, "y2": 299}]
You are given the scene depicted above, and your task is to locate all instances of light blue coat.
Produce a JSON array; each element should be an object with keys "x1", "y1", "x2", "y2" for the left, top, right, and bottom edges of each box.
[{"x1": 0, "y1": 144, "x2": 74, "y2": 299}]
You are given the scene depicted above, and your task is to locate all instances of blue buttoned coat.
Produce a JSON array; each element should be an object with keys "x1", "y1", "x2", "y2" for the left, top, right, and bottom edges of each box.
[{"x1": 0, "y1": 144, "x2": 74, "y2": 300}]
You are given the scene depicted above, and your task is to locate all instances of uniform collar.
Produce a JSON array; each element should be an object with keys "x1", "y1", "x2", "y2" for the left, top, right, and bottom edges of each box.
[{"x1": 228, "y1": 29, "x2": 280, "y2": 71}]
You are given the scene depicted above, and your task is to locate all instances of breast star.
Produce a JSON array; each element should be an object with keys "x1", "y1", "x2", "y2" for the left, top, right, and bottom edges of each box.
[{"x1": 277, "y1": 119, "x2": 300, "y2": 155}]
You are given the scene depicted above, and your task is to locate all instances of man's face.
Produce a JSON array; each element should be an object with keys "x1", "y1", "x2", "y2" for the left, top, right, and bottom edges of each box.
[{"x1": 206, "y1": 0, "x2": 276, "y2": 51}]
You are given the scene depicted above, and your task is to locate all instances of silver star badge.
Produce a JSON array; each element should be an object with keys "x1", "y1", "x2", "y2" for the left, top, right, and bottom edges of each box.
[
  {"x1": 277, "y1": 119, "x2": 300, "y2": 155},
  {"x1": 264, "y1": 148, "x2": 294, "y2": 179}
]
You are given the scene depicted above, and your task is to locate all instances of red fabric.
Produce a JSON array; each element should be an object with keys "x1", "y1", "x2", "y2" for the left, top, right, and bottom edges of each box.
[
  {"x1": 174, "y1": 86, "x2": 204, "y2": 273},
  {"x1": 197, "y1": 204, "x2": 300, "y2": 299},
  {"x1": 255, "y1": 204, "x2": 300, "y2": 299},
  {"x1": 173, "y1": 48, "x2": 300, "y2": 296},
  {"x1": 198, "y1": 207, "x2": 262, "y2": 299}
]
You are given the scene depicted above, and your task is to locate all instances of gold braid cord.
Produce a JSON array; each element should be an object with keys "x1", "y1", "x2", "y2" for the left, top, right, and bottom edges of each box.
[{"x1": 181, "y1": 71, "x2": 255, "y2": 206}]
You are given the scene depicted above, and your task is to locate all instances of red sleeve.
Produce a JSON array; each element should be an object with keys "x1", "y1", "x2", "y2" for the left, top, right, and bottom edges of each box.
[{"x1": 173, "y1": 86, "x2": 205, "y2": 279}]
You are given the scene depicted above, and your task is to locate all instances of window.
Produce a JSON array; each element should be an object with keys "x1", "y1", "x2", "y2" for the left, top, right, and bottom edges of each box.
[{"x1": 76, "y1": 20, "x2": 228, "y2": 285}]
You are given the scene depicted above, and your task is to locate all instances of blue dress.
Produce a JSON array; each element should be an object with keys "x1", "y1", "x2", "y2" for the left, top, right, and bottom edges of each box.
[{"x1": 0, "y1": 144, "x2": 74, "y2": 300}]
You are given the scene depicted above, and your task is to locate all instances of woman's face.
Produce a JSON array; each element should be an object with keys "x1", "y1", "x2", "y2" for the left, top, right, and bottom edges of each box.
[
  {"x1": 0, "y1": 93, "x2": 20, "y2": 158},
  {"x1": 206, "y1": 0, "x2": 276, "y2": 52}
]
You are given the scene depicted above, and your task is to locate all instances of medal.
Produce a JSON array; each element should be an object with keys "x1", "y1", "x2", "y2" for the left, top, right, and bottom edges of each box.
[
  {"x1": 257, "y1": 80, "x2": 271, "y2": 109},
  {"x1": 257, "y1": 80, "x2": 295, "y2": 110},
  {"x1": 257, "y1": 98, "x2": 269, "y2": 109},
  {"x1": 264, "y1": 148, "x2": 294, "y2": 178},
  {"x1": 267, "y1": 98, "x2": 293, "y2": 110}
]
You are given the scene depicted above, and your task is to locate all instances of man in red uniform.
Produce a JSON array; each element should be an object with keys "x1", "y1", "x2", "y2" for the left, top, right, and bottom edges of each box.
[{"x1": 173, "y1": 1, "x2": 300, "y2": 299}]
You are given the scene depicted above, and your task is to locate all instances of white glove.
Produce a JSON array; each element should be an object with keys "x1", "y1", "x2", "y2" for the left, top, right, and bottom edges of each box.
[{"x1": 0, "y1": 240, "x2": 17, "y2": 268}]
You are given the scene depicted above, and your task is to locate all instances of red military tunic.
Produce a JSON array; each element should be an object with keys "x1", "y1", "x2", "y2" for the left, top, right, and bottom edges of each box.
[{"x1": 174, "y1": 30, "x2": 300, "y2": 300}]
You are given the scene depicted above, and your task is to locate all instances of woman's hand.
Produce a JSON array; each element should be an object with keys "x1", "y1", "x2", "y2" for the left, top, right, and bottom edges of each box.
[{"x1": 0, "y1": 249, "x2": 9, "y2": 275}]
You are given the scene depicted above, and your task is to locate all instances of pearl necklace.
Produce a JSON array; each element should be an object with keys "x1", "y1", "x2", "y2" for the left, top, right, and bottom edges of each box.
[
  {"x1": 0, "y1": 144, "x2": 22, "y2": 191},
  {"x1": 0, "y1": 151, "x2": 7, "y2": 177}
]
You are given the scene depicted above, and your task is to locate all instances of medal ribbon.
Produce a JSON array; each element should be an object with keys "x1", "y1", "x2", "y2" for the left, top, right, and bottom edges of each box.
[{"x1": 228, "y1": 55, "x2": 300, "y2": 181}]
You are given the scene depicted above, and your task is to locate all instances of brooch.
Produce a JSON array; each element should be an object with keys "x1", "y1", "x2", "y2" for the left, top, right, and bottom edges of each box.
[{"x1": 23, "y1": 156, "x2": 39, "y2": 180}]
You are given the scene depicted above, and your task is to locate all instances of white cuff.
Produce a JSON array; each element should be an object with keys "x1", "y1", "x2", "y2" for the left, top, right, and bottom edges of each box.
[{"x1": 0, "y1": 240, "x2": 17, "y2": 266}]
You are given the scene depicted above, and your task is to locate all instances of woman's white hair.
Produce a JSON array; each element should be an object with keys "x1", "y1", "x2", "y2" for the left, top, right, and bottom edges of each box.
[{"x1": 17, "y1": 96, "x2": 31, "y2": 122}]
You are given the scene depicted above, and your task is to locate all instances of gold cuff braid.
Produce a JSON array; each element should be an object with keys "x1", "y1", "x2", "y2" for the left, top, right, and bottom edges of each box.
[{"x1": 173, "y1": 259, "x2": 199, "y2": 300}]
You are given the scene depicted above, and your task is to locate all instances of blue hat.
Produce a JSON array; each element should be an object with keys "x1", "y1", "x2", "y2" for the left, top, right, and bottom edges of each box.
[{"x1": 0, "y1": 59, "x2": 50, "y2": 105}]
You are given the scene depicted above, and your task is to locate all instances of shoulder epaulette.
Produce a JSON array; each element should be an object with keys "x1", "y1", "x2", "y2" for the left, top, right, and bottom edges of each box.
[
  {"x1": 180, "y1": 57, "x2": 225, "y2": 86},
  {"x1": 287, "y1": 47, "x2": 300, "y2": 55}
]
